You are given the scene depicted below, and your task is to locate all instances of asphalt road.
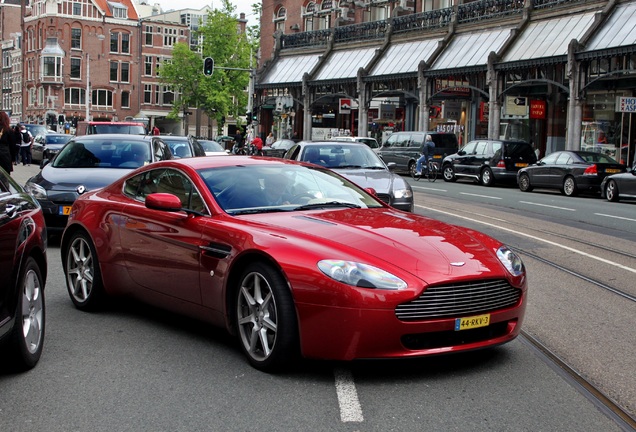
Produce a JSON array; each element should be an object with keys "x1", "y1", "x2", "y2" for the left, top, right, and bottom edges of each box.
[{"x1": 1, "y1": 163, "x2": 632, "y2": 431}]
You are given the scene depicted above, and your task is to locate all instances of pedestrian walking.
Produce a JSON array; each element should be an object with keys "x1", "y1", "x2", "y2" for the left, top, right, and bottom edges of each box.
[
  {"x1": 12, "y1": 124, "x2": 21, "y2": 165},
  {"x1": 0, "y1": 112, "x2": 17, "y2": 175},
  {"x1": 152, "y1": 125, "x2": 160, "y2": 135},
  {"x1": 265, "y1": 132, "x2": 274, "y2": 146},
  {"x1": 18, "y1": 124, "x2": 33, "y2": 166}
]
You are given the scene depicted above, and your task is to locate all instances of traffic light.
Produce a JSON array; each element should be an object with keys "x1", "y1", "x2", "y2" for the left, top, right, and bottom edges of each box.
[
  {"x1": 245, "y1": 112, "x2": 251, "y2": 120},
  {"x1": 203, "y1": 57, "x2": 214, "y2": 76}
]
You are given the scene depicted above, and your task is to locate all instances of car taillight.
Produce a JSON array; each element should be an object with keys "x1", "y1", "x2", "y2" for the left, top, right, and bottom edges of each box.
[
  {"x1": 496, "y1": 160, "x2": 506, "y2": 168},
  {"x1": 583, "y1": 164, "x2": 598, "y2": 176}
]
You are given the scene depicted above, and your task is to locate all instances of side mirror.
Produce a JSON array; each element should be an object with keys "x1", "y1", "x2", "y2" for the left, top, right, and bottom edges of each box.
[
  {"x1": 386, "y1": 162, "x2": 397, "y2": 171},
  {"x1": 365, "y1": 187, "x2": 378, "y2": 196},
  {"x1": 146, "y1": 193, "x2": 183, "y2": 212},
  {"x1": 40, "y1": 159, "x2": 50, "y2": 169},
  {"x1": 457, "y1": 150, "x2": 466, "y2": 156}
]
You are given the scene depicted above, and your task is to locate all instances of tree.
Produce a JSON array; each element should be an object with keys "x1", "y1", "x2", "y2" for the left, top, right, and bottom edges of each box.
[{"x1": 159, "y1": 0, "x2": 255, "y2": 136}]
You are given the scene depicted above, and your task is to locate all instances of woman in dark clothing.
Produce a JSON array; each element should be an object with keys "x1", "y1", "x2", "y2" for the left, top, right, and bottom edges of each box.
[{"x1": 0, "y1": 111, "x2": 16, "y2": 174}]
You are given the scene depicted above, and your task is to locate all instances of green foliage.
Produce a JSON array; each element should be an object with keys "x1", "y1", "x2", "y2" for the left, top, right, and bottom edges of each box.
[{"x1": 158, "y1": 0, "x2": 258, "y2": 126}]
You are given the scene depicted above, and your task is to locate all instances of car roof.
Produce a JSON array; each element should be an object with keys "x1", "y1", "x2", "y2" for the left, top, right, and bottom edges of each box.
[
  {"x1": 74, "y1": 134, "x2": 153, "y2": 141},
  {"x1": 152, "y1": 155, "x2": 306, "y2": 171}
]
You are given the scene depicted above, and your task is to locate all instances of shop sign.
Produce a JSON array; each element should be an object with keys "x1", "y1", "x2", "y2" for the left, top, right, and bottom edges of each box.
[
  {"x1": 380, "y1": 103, "x2": 396, "y2": 120},
  {"x1": 339, "y1": 98, "x2": 351, "y2": 114},
  {"x1": 479, "y1": 101, "x2": 489, "y2": 122},
  {"x1": 530, "y1": 100, "x2": 546, "y2": 119},
  {"x1": 616, "y1": 97, "x2": 636, "y2": 112},
  {"x1": 504, "y1": 96, "x2": 528, "y2": 117},
  {"x1": 434, "y1": 78, "x2": 470, "y2": 96}
]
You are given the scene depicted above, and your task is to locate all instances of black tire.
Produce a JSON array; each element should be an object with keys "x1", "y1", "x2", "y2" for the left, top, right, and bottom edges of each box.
[
  {"x1": 518, "y1": 173, "x2": 533, "y2": 192},
  {"x1": 5, "y1": 257, "x2": 45, "y2": 370},
  {"x1": 234, "y1": 262, "x2": 299, "y2": 372},
  {"x1": 605, "y1": 179, "x2": 619, "y2": 202},
  {"x1": 481, "y1": 167, "x2": 495, "y2": 186},
  {"x1": 409, "y1": 161, "x2": 420, "y2": 181},
  {"x1": 64, "y1": 232, "x2": 106, "y2": 311},
  {"x1": 443, "y1": 164, "x2": 456, "y2": 182},
  {"x1": 562, "y1": 176, "x2": 578, "y2": 197}
]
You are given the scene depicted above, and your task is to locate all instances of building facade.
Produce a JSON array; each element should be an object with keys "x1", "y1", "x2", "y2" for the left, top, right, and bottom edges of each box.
[{"x1": 255, "y1": 0, "x2": 636, "y2": 166}]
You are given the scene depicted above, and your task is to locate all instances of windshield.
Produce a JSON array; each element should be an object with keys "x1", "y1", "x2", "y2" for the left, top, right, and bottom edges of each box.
[
  {"x1": 52, "y1": 138, "x2": 150, "y2": 168},
  {"x1": 47, "y1": 135, "x2": 73, "y2": 145},
  {"x1": 300, "y1": 144, "x2": 386, "y2": 169},
  {"x1": 199, "y1": 164, "x2": 384, "y2": 215},
  {"x1": 200, "y1": 141, "x2": 224, "y2": 152}
]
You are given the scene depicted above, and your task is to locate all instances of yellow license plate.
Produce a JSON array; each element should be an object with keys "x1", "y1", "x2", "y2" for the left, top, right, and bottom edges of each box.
[
  {"x1": 605, "y1": 168, "x2": 620, "y2": 173},
  {"x1": 455, "y1": 314, "x2": 490, "y2": 331},
  {"x1": 515, "y1": 163, "x2": 528, "y2": 167},
  {"x1": 59, "y1": 205, "x2": 72, "y2": 216},
  {"x1": 433, "y1": 154, "x2": 442, "y2": 159}
]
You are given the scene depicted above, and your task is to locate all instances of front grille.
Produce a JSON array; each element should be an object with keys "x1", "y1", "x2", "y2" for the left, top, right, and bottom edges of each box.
[
  {"x1": 375, "y1": 193, "x2": 391, "y2": 205},
  {"x1": 395, "y1": 279, "x2": 521, "y2": 321}
]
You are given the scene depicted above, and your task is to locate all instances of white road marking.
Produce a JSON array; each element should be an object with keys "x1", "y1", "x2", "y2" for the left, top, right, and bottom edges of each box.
[
  {"x1": 595, "y1": 213, "x2": 636, "y2": 223},
  {"x1": 334, "y1": 368, "x2": 363, "y2": 422},
  {"x1": 519, "y1": 201, "x2": 576, "y2": 211},
  {"x1": 417, "y1": 204, "x2": 636, "y2": 274},
  {"x1": 412, "y1": 185, "x2": 447, "y2": 192},
  {"x1": 460, "y1": 192, "x2": 502, "y2": 200}
]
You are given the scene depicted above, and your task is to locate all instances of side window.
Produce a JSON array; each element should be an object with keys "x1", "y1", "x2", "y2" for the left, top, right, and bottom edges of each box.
[
  {"x1": 396, "y1": 134, "x2": 410, "y2": 148},
  {"x1": 191, "y1": 138, "x2": 206, "y2": 157},
  {"x1": 555, "y1": 153, "x2": 572, "y2": 165},
  {"x1": 475, "y1": 141, "x2": 488, "y2": 155},
  {"x1": 123, "y1": 171, "x2": 147, "y2": 199},
  {"x1": 461, "y1": 142, "x2": 477, "y2": 155},
  {"x1": 384, "y1": 135, "x2": 398, "y2": 147},
  {"x1": 135, "y1": 169, "x2": 207, "y2": 213},
  {"x1": 410, "y1": 134, "x2": 424, "y2": 147},
  {"x1": 541, "y1": 153, "x2": 559, "y2": 164},
  {"x1": 286, "y1": 145, "x2": 300, "y2": 160},
  {"x1": 491, "y1": 142, "x2": 502, "y2": 158},
  {"x1": 153, "y1": 139, "x2": 170, "y2": 160}
]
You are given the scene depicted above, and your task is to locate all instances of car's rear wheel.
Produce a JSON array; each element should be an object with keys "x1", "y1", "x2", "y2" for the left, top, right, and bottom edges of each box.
[
  {"x1": 481, "y1": 167, "x2": 495, "y2": 186},
  {"x1": 64, "y1": 232, "x2": 105, "y2": 311},
  {"x1": 443, "y1": 164, "x2": 456, "y2": 182},
  {"x1": 518, "y1": 173, "x2": 533, "y2": 192},
  {"x1": 605, "y1": 179, "x2": 619, "y2": 202},
  {"x1": 562, "y1": 176, "x2": 578, "y2": 197},
  {"x1": 234, "y1": 262, "x2": 298, "y2": 372},
  {"x1": 5, "y1": 257, "x2": 45, "y2": 370}
]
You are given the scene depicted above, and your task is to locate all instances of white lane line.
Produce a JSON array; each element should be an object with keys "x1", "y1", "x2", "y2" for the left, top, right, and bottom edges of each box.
[
  {"x1": 519, "y1": 201, "x2": 576, "y2": 211},
  {"x1": 412, "y1": 185, "x2": 447, "y2": 192},
  {"x1": 334, "y1": 368, "x2": 363, "y2": 422},
  {"x1": 417, "y1": 204, "x2": 636, "y2": 274},
  {"x1": 460, "y1": 192, "x2": 502, "y2": 200},
  {"x1": 595, "y1": 213, "x2": 636, "y2": 223}
]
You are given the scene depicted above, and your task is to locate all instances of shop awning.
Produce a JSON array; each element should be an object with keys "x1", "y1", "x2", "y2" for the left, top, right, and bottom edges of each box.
[
  {"x1": 583, "y1": 3, "x2": 636, "y2": 54},
  {"x1": 369, "y1": 38, "x2": 441, "y2": 77},
  {"x1": 260, "y1": 54, "x2": 321, "y2": 85},
  {"x1": 313, "y1": 47, "x2": 377, "y2": 81},
  {"x1": 430, "y1": 27, "x2": 514, "y2": 71},
  {"x1": 503, "y1": 12, "x2": 596, "y2": 62},
  {"x1": 137, "y1": 110, "x2": 174, "y2": 118}
]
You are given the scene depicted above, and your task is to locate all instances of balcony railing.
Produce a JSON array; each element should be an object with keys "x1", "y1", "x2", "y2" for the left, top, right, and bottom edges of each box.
[
  {"x1": 392, "y1": 7, "x2": 454, "y2": 34},
  {"x1": 457, "y1": 0, "x2": 524, "y2": 24},
  {"x1": 533, "y1": 0, "x2": 580, "y2": 9},
  {"x1": 281, "y1": 29, "x2": 332, "y2": 50},
  {"x1": 334, "y1": 20, "x2": 389, "y2": 43}
]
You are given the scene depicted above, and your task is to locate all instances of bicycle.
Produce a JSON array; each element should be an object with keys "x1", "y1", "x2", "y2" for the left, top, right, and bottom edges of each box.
[{"x1": 411, "y1": 159, "x2": 438, "y2": 182}]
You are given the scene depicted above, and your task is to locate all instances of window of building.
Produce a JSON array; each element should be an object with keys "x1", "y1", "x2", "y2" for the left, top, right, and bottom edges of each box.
[
  {"x1": 121, "y1": 33, "x2": 130, "y2": 54},
  {"x1": 145, "y1": 56, "x2": 152, "y2": 76},
  {"x1": 72, "y1": 2, "x2": 82, "y2": 15},
  {"x1": 92, "y1": 89, "x2": 113, "y2": 108},
  {"x1": 164, "y1": 28, "x2": 177, "y2": 47},
  {"x1": 162, "y1": 86, "x2": 174, "y2": 105},
  {"x1": 274, "y1": 7, "x2": 286, "y2": 33},
  {"x1": 110, "y1": 32, "x2": 119, "y2": 52},
  {"x1": 144, "y1": 84, "x2": 152, "y2": 104},
  {"x1": 145, "y1": 25, "x2": 153, "y2": 45},
  {"x1": 70, "y1": 57, "x2": 81, "y2": 79},
  {"x1": 42, "y1": 56, "x2": 62, "y2": 79},
  {"x1": 65, "y1": 87, "x2": 86, "y2": 105},
  {"x1": 304, "y1": 2, "x2": 315, "y2": 31},
  {"x1": 71, "y1": 28, "x2": 81, "y2": 49},
  {"x1": 108, "y1": 2, "x2": 128, "y2": 18},
  {"x1": 121, "y1": 62, "x2": 129, "y2": 83},
  {"x1": 110, "y1": 61, "x2": 118, "y2": 81},
  {"x1": 121, "y1": 91, "x2": 130, "y2": 108}
]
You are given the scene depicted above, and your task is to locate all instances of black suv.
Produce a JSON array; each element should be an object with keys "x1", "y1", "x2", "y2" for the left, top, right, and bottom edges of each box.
[
  {"x1": 377, "y1": 131, "x2": 459, "y2": 174},
  {"x1": 442, "y1": 139, "x2": 537, "y2": 186}
]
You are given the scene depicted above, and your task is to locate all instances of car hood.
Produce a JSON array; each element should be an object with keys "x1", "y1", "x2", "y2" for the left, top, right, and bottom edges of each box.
[
  {"x1": 336, "y1": 169, "x2": 394, "y2": 193},
  {"x1": 244, "y1": 208, "x2": 505, "y2": 284},
  {"x1": 32, "y1": 166, "x2": 132, "y2": 191}
]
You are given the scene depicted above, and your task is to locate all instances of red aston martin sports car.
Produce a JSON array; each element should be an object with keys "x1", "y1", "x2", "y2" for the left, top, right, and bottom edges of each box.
[{"x1": 60, "y1": 156, "x2": 527, "y2": 371}]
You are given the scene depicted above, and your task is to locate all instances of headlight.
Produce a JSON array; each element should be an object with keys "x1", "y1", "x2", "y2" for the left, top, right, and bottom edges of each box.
[
  {"x1": 496, "y1": 246, "x2": 525, "y2": 277},
  {"x1": 393, "y1": 189, "x2": 413, "y2": 199},
  {"x1": 24, "y1": 182, "x2": 48, "y2": 200},
  {"x1": 318, "y1": 260, "x2": 407, "y2": 290}
]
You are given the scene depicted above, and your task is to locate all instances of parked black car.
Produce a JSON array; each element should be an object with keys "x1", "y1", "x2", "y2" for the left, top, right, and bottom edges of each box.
[
  {"x1": 262, "y1": 139, "x2": 295, "y2": 158},
  {"x1": 284, "y1": 141, "x2": 414, "y2": 212},
  {"x1": 377, "y1": 131, "x2": 459, "y2": 174},
  {"x1": 0, "y1": 167, "x2": 47, "y2": 371},
  {"x1": 517, "y1": 150, "x2": 626, "y2": 196},
  {"x1": 600, "y1": 160, "x2": 636, "y2": 202},
  {"x1": 31, "y1": 133, "x2": 73, "y2": 163},
  {"x1": 24, "y1": 134, "x2": 174, "y2": 234},
  {"x1": 442, "y1": 139, "x2": 537, "y2": 186}
]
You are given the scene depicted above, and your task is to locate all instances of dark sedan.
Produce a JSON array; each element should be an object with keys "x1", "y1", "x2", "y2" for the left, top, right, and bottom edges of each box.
[
  {"x1": 517, "y1": 150, "x2": 625, "y2": 196},
  {"x1": 159, "y1": 135, "x2": 207, "y2": 158},
  {"x1": 24, "y1": 134, "x2": 173, "y2": 233},
  {"x1": 262, "y1": 139, "x2": 295, "y2": 158},
  {"x1": 283, "y1": 141, "x2": 414, "y2": 212},
  {"x1": 0, "y1": 167, "x2": 47, "y2": 371},
  {"x1": 31, "y1": 133, "x2": 73, "y2": 163},
  {"x1": 601, "y1": 160, "x2": 636, "y2": 202}
]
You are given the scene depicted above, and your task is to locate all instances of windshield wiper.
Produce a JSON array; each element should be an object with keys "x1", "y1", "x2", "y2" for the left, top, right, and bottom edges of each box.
[
  {"x1": 229, "y1": 207, "x2": 293, "y2": 215},
  {"x1": 295, "y1": 201, "x2": 361, "y2": 210}
]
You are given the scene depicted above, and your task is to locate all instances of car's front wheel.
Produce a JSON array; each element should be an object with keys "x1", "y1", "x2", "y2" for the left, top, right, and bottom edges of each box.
[
  {"x1": 234, "y1": 262, "x2": 298, "y2": 372},
  {"x1": 64, "y1": 232, "x2": 105, "y2": 310},
  {"x1": 518, "y1": 173, "x2": 533, "y2": 192},
  {"x1": 443, "y1": 164, "x2": 456, "y2": 182},
  {"x1": 605, "y1": 179, "x2": 619, "y2": 202},
  {"x1": 562, "y1": 176, "x2": 578, "y2": 197},
  {"x1": 5, "y1": 257, "x2": 45, "y2": 370}
]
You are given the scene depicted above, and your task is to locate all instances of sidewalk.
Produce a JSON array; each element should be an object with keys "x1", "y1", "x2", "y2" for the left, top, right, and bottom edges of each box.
[{"x1": 10, "y1": 162, "x2": 41, "y2": 187}]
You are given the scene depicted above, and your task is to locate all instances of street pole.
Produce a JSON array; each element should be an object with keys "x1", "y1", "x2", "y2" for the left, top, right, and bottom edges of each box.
[{"x1": 85, "y1": 53, "x2": 90, "y2": 121}]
